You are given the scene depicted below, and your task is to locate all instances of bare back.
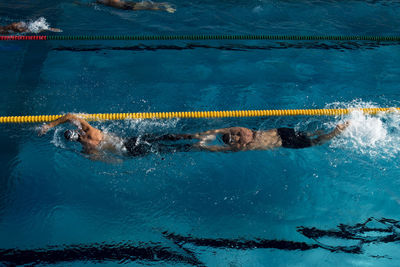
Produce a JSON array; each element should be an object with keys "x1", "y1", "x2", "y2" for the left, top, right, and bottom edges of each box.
[{"x1": 78, "y1": 127, "x2": 103, "y2": 152}]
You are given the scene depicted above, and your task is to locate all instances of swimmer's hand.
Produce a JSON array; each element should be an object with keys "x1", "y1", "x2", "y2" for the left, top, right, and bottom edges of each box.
[
  {"x1": 38, "y1": 124, "x2": 50, "y2": 136},
  {"x1": 336, "y1": 121, "x2": 350, "y2": 132},
  {"x1": 49, "y1": 27, "x2": 63, "y2": 33},
  {"x1": 160, "y1": 3, "x2": 176, "y2": 13},
  {"x1": 165, "y1": 6, "x2": 176, "y2": 13}
]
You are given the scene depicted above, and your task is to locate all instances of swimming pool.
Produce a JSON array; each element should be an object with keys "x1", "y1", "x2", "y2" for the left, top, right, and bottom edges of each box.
[{"x1": 1, "y1": 0, "x2": 400, "y2": 266}]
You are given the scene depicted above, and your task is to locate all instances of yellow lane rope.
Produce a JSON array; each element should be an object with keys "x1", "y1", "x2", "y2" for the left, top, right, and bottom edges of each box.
[{"x1": 0, "y1": 108, "x2": 398, "y2": 123}]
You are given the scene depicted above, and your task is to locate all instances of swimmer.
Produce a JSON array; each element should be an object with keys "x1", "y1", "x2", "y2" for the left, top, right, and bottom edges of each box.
[
  {"x1": 96, "y1": 0, "x2": 176, "y2": 13},
  {"x1": 0, "y1": 21, "x2": 62, "y2": 35},
  {"x1": 169, "y1": 122, "x2": 351, "y2": 152},
  {"x1": 38, "y1": 114, "x2": 350, "y2": 158},
  {"x1": 38, "y1": 114, "x2": 190, "y2": 159}
]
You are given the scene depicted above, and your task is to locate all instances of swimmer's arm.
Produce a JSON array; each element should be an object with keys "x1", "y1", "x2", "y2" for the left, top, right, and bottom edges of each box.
[
  {"x1": 305, "y1": 130, "x2": 324, "y2": 137},
  {"x1": 192, "y1": 128, "x2": 232, "y2": 138},
  {"x1": 88, "y1": 152, "x2": 123, "y2": 163},
  {"x1": 47, "y1": 27, "x2": 62, "y2": 33},
  {"x1": 197, "y1": 145, "x2": 233, "y2": 152},
  {"x1": 84, "y1": 147, "x2": 122, "y2": 163},
  {"x1": 193, "y1": 142, "x2": 235, "y2": 152},
  {"x1": 39, "y1": 114, "x2": 94, "y2": 135}
]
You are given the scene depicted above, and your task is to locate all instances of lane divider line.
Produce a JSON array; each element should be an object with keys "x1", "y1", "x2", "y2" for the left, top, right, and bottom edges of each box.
[
  {"x1": 0, "y1": 108, "x2": 398, "y2": 123},
  {"x1": 1, "y1": 35, "x2": 400, "y2": 41}
]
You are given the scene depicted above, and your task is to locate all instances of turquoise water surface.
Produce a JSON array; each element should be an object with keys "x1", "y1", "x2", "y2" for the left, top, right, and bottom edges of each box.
[{"x1": 1, "y1": 0, "x2": 400, "y2": 266}]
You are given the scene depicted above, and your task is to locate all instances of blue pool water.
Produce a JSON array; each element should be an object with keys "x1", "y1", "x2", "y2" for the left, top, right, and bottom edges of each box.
[{"x1": 1, "y1": 0, "x2": 400, "y2": 266}]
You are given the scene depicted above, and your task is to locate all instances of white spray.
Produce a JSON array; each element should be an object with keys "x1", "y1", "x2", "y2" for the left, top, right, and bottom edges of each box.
[
  {"x1": 27, "y1": 17, "x2": 50, "y2": 34},
  {"x1": 327, "y1": 101, "x2": 400, "y2": 159}
]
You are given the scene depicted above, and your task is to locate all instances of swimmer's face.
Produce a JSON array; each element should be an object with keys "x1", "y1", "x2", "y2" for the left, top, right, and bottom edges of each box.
[{"x1": 64, "y1": 129, "x2": 80, "y2": 142}]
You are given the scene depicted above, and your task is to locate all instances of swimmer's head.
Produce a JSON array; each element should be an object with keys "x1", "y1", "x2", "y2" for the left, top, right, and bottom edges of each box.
[
  {"x1": 11, "y1": 22, "x2": 28, "y2": 33},
  {"x1": 222, "y1": 133, "x2": 241, "y2": 145},
  {"x1": 222, "y1": 133, "x2": 231, "y2": 144},
  {"x1": 64, "y1": 129, "x2": 80, "y2": 142},
  {"x1": 222, "y1": 130, "x2": 253, "y2": 145}
]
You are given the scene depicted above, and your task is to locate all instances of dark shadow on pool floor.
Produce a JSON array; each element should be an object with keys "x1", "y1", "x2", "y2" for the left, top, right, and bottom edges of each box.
[{"x1": 1, "y1": 217, "x2": 398, "y2": 266}]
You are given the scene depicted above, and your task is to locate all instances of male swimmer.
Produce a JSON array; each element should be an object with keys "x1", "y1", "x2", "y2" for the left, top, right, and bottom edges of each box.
[
  {"x1": 0, "y1": 20, "x2": 61, "y2": 35},
  {"x1": 39, "y1": 114, "x2": 350, "y2": 159},
  {"x1": 96, "y1": 0, "x2": 176, "y2": 13}
]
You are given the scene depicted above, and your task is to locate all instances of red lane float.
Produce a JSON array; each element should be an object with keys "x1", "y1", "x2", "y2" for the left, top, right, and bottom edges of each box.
[{"x1": 0, "y1": 36, "x2": 47, "y2": 41}]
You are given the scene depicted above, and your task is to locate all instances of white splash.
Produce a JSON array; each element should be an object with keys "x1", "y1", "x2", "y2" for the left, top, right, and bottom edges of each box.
[
  {"x1": 50, "y1": 128, "x2": 66, "y2": 149},
  {"x1": 327, "y1": 101, "x2": 400, "y2": 159},
  {"x1": 27, "y1": 17, "x2": 50, "y2": 34},
  {"x1": 124, "y1": 118, "x2": 180, "y2": 134}
]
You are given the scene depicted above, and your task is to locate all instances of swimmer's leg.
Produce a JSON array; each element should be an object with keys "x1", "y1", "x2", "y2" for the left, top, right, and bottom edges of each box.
[
  {"x1": 124, "y1": 137, "x2": 152, "y2": 157},
  {"x1": 139, "y1": 133, "x2": 195, "y2": 142},
  {"x1": 156, "y1": 143, "x2": 193, "y2": 154},
  {"x1": 158, "y1": 134, "x2": 194, "y2": 141},
  {"x1": 311, "y1": 121, "x2": 350, "y2": 146}
]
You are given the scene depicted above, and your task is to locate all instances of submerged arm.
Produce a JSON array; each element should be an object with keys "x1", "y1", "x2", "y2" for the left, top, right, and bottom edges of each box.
[
  {"x1": 88, "y1": 151, "x2": 123, "y2": 163},
  {"x1": 195, "y1": 144, "x2": 233, "y2": 152},
  {"x1": 46, "y1": 27, "x2": 62, "y2": 33},
  {"x1": 193, "y1": 128, "x2": 232, "y2": 138}
]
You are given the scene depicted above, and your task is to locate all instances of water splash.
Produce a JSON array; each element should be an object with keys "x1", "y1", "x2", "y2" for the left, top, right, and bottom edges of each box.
[
  {"x1": 27, "y1": 17, "x2": 50, "y2": 34},
  {"x1": 326, "y1": 100, "x2": 400, "y2": 159},
  {"x1": 50, "y1": 128, "x2": 66, "y2": 149},
  {"x1": 126, "y1": 118, "x2": 180, "y2": 134},
  {"x1": 100, "y1": 118, "x2": 180, "y2": 137}
]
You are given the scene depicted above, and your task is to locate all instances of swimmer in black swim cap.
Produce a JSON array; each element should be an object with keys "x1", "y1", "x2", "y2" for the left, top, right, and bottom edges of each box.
[{"x1": 39, "y1": 113, "x2": 195, "y2": 161}]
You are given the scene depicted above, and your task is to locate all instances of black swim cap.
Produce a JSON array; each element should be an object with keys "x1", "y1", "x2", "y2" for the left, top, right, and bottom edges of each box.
[
  {"x1": 64, "y1": 129, "x2": 79, "y2": 141},
  {"x1": 222, "y1": 133, "x2": 231, "y2": 144}
]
